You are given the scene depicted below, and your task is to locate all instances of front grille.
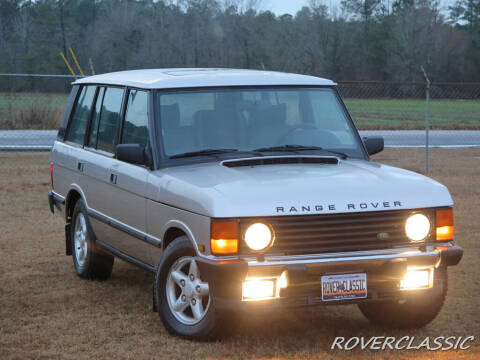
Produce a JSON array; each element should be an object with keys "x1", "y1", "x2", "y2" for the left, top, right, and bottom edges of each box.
[{"x1": 239, "y1": 209, "x2": 435, "y2": 255}]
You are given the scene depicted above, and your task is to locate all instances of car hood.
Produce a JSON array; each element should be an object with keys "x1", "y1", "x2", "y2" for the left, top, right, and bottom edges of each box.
[{"x1": 149, "y1": 157, "x2": 452, "y2": 217}]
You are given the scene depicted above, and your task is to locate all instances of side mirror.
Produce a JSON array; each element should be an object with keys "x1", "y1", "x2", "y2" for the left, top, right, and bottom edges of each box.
[
  {"x1": 363, "y1": 136, "x2": 384, "y2": 155},
  {"x1": 116, "y1": 144, "x2": 147, "y2": 165}
]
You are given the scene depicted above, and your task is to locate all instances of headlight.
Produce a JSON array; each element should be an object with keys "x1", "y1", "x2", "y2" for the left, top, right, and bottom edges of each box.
[
  {"x1": 405, "y1": 213, "x2": 430, "y2": 241},
  {"x1": 244, "y1": 223, "x2": 273, "y2": 251}
]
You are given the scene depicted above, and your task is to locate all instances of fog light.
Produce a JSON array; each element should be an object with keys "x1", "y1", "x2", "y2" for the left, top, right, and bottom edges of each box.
[
  {"x1": 242, "y1": 279, "x2": 275, "y2": 300},
  {"x1": 400, "y1": 269, "x2": 432, "y2": 290},
  {"x1": 278, "y1": 271, "x2": 288, "y2": 289}
]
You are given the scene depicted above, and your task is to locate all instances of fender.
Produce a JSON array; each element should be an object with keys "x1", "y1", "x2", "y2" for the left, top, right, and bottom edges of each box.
[{"x1": 161, "y1": 219, "x2": 202, "y2": 256}]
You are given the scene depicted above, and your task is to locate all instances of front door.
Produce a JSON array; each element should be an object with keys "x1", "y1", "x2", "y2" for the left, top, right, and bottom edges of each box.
[{"x1": 104, "y1": 89, "x2": 153, "y2": 263}]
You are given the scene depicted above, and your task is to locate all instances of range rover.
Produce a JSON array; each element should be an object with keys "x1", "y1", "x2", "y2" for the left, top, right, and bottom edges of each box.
[{"x1": 48, "y1": 69, "x2": 463, "y2": 340}]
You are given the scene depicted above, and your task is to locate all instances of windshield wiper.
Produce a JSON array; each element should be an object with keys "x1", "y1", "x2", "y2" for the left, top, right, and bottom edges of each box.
[
  {"x1": 252, "y1": 144, "x2": 348, "y2": 159},
  {"x1": 170, "y1": 148, "x2": 238, "y2": 159}
]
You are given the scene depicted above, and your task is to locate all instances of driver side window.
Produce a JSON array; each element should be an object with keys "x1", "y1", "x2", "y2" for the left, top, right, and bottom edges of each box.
[{"x1": 121, "y1": 90, "x2": 149, "y2": 147}]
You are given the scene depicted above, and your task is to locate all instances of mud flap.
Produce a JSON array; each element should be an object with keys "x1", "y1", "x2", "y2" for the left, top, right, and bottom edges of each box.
[{"x1": 65, "y1": 223, "x2": 72, "y2": 256}]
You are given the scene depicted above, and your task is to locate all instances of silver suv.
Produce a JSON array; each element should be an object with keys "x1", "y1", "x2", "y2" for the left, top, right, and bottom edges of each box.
[{"x1": 48, "y1": 69, "x2": 462, "y2": 340}]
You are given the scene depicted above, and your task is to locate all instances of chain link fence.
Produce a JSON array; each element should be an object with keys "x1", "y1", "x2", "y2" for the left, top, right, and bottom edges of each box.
[
  {"x1": 0, "y1": 74, "x2": 479, "y2": 150},
  {"x1": 337, "y1": 81, "x2": 480, "y2": 130}
]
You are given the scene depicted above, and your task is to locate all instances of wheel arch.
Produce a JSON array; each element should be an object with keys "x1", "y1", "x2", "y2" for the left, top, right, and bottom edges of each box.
[
  {"x1": 65, "y1": 184, "x2": 87, "y2": 223},
  {"x1": 161, "y1": 220, "x2": 200, "y2": 255}
]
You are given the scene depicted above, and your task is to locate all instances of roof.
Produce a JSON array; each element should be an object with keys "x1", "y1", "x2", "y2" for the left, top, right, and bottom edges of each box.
[{"x1": 73, "y1": 68, "x2": 336, "y2": 89}]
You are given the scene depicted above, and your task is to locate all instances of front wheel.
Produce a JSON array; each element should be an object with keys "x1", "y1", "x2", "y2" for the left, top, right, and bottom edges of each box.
[
  {"x1": 358, "y1": 267, "x2": 447, "y2": 329},
  {"x1": 154, "y1": 236, "x2": 231, "y2": 340}
]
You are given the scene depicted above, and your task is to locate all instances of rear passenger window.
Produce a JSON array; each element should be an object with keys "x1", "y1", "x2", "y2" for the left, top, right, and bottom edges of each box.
[
  {"x1": 87, "y1": 87, "x2": 105, "y2": 148},
  {"x1": 121, "y1": 90, "x2": 149, "y2": 147},
  {"x1": 96, "y1": 87, "x2": 124, "y2": 153},
  {"x1": 66, "y1": 86, "x2": 96, "y2": 144}
]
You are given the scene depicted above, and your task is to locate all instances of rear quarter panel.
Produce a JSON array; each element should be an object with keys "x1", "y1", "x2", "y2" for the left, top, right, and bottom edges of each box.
[{"x1": 50, "y1": 142, "x2": 84, "y2": 211}]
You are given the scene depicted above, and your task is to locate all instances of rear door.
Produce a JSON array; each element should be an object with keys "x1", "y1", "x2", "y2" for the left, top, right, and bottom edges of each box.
[{"x1": 80, "y1": 86, "x2": 125, "y2": 248}]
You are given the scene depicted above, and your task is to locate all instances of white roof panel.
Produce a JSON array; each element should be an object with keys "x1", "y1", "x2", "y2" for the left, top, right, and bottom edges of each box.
[{"x1": 73, "y1": 68, "x2": 336, "y2": 89}]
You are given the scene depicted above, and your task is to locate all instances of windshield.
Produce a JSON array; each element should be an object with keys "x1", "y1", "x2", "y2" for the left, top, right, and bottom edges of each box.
[{"x1": 156, "y1": 87, "x2": 365, "y2": 160}]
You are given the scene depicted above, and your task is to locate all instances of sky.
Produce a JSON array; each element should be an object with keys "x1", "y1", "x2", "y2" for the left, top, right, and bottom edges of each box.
[
  {"x1": 262, "y1": 0, "x2": 456, "y2": 16},
  {"x1": 262, "y1": 0, "x2": 309, "y2": 15}
]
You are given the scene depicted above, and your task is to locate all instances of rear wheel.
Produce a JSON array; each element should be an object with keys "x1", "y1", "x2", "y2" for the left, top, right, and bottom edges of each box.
[
  {"x1": 358, "y1": 267, "x2": 447, "y2": 329},
  {"x1": 71, "y1": 199, "x2": 114, "y2": 280},
  {"x1": 154, "y1": 236, "x2": 231, "y2": 340}
]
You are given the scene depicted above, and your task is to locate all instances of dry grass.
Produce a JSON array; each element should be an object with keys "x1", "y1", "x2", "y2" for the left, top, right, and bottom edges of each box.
[
  {"x1": 0, "y1": 149, "x2": 479, "y2": 359},
  {"x1": 0, "y1": 101, "x2": 63, "y2": 130}
]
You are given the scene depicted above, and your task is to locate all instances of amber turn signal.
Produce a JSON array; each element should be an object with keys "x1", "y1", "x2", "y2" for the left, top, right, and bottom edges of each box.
[
  {"x1": 436, "y1": 208, "x2": 454, "y2": 241},
  {"x1": 211, "y1": 220, "x2": 239, "y2": 255}
]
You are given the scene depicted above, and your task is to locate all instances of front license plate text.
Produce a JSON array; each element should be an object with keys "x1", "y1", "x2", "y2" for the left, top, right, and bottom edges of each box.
[{"x1": 321, "y1": 273, "x2": 367, "y2": 301}]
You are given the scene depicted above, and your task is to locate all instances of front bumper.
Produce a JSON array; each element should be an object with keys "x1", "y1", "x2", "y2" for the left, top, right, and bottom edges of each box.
[{"x1": 196, "y1": 243, "x2": 462, "y2": 309}]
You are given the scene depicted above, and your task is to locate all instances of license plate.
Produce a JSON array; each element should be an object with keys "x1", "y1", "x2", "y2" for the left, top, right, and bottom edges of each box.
[{"x1": 321, "y1": 273, "x2": 367, "y2": 301}]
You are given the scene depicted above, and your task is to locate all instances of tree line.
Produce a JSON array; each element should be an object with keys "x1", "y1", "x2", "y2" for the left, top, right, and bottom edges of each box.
[{"x1": 1, "y1": 0, "x2": 479, "y2": 82}]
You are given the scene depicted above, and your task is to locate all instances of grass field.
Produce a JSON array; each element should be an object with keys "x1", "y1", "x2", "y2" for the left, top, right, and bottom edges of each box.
[
  {"x1": 344, "y1": 99, "x2": 480, "y2": 129},
  {"x1": 0, "y1": 92, "x2": 479, "y2": 130},
  {"x1": 0, "y1": 93, "x2": 69, "y2": 110},
  {"x1": 0, "y1": 149, "x2": 479, "y2": 359}
]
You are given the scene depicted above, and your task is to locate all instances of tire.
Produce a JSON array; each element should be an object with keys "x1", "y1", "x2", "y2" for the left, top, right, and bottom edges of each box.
[
  {"x1": 154, "y1": 236, "x2": 231, "y2": 340},
  {"x1": 358, "y1": 267, "x2": 447, "y2": 329},
  {"x1": 71, "y1": 199, "x2": 114, "y2": 280}
]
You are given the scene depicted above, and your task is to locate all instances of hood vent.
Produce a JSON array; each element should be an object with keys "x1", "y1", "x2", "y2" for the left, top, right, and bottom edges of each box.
[{"x1": 222, "y1": 156, "x2": 339, "y2": 168}]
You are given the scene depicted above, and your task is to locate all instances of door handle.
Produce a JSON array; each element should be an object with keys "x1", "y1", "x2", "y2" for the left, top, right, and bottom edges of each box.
[
  {"x1": 110, "y1": 173, "x2": 117, "y2": 184},
  {"x1": 77, "y1": 162, "x2": 84, "y2": 172}
]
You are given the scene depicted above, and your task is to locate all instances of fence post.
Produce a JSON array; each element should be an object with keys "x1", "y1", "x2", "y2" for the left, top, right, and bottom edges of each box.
[{"x1": 421, "y1": 66, "x2": 430, "y2": 173}]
